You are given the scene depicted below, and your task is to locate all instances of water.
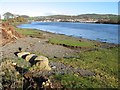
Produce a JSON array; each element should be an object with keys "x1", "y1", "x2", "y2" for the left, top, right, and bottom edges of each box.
[{"x1": 18, "y1": 22, "x2": 119, "y2": 44}]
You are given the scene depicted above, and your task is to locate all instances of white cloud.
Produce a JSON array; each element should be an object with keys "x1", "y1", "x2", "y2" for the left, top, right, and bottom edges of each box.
[{"x1": 43, "y1": 11, "x2": 63, "y2": 16}]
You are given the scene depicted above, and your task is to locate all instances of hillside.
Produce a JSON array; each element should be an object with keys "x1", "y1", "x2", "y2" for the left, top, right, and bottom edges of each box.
[
  {"x1": 46, "y1": 14, "x2": 117, "y2": 18},
  {"x1": 34, "y1": 14, "x2": 119, "y2": 24}
]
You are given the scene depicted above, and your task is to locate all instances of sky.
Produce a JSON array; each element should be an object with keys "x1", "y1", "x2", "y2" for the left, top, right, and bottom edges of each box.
[
  {"x1": 0, "y1": 0, "x2": 119, "y2": 2},
  {"x1": 0, "y1": 2, "x2": 119, "y2": 18}
]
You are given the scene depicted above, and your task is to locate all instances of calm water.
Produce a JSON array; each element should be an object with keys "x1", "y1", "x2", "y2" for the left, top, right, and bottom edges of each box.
[{"x1": 18, "y1": 22, "x2": 119, "y2": 44}]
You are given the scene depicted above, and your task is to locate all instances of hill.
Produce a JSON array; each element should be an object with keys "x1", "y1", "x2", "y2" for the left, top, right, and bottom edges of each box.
[{"x1": 33, "y1": 14, "x2": 119, "y2": 24}]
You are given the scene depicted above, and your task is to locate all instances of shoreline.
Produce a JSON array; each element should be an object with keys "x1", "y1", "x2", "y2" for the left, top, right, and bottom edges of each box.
[
  {"x1": 17, "y1": 21, "x2": 119, "y2": 45},
  {"x1": 39, "y1": 29, "x2": 118, "y2": 45},
  {"x1": 3, "y1": 24, "x2": 118, "y2": 59},
  {"x1": 3, "y1": 25, "x2": 118, "y2": 59},
  {"x1": 17, "y1": 26, "x2": 119, "y2": 45},
  {"x1": 35, "y1": 21, "x2": 120, "y2": 25}
]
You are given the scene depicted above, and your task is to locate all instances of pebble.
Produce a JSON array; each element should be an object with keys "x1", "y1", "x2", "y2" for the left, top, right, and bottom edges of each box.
[{"x1": 51, "y1": 66, "x2": 56, "y2": 69}]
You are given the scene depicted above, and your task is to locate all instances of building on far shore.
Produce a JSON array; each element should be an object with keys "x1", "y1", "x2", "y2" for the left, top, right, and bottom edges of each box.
[{"x1": 3, "y1": 12, "x2": 14, "y2": 20}]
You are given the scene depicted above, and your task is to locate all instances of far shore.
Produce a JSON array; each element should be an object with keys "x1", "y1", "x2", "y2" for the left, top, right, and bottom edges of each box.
[{"x1": 28, "y1": 21, "x2": 119, "y2": 25}]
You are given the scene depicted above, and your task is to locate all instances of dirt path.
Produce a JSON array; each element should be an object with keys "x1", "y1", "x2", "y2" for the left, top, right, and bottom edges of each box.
[{"x1": 2, "y1": 37, "x2": 79, "y2": 59}]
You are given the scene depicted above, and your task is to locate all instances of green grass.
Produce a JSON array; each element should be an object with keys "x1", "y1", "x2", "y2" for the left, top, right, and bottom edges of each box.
[
  {"x1": 49, "y1": 38, "x2": 94, "y2": 47},
  {"x1": 54, "y1": 74, "x2": 104, "y2": 88},
  {"x1": 15, "y1": 27, "x2": 44, "y2": 38},
  {"x1": 50, "y1": 47, "x2": 119, "y2": 88},
  {"x1": 10, "y1": 20, "x2": 43, "y2": 38}
]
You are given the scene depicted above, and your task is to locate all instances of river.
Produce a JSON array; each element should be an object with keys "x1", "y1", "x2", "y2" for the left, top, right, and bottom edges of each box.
[{"x1": 18, "y1": 22, "x2": 119, "y2": 44}]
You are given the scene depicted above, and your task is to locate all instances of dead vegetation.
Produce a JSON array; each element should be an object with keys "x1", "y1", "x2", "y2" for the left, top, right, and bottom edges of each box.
[{"x1": 1, "y1": 21, "x2": 23, "y2": 46}]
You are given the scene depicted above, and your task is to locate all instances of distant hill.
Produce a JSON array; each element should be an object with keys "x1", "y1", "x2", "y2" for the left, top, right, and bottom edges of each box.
[
  {"x1": 77, "y1": 14, "x2": 117, "y2": 19},
  {"x1": 33, "y1": 14, "x2": 119, "y2": 24},
  {"x1": 20, "y1": 15, "x2": 29, "y2": 18},
  {"x1": 40, "y1": 14, "x2": 117, "y2": 19}
]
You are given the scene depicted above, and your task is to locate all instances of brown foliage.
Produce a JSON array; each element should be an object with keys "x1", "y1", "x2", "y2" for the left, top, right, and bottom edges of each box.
[{"x1": 1, "y1": 22, "x2": 23, "y2": 45}]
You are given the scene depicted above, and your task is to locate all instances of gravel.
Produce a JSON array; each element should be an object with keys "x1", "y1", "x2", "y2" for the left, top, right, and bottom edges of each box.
[
  {"x1": 2, "y1": 37, "x2": 78, "y2": 59},
  {"x1": 49, "y1": 62, "x2": 95, "y2": 76},
  {"x1": 33, "y1": 62, "x2": 95, "y2": 77}
]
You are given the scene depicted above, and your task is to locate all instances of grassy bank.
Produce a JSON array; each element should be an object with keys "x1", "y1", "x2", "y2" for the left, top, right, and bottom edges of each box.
[{"x1": 15, "y1": 27, "x2": 45, "y2": 38}]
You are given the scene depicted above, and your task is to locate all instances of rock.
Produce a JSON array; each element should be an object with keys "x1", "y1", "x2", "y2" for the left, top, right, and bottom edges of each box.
[
  {"x1": 51, "y1": 66, "x2": 56, "y2": 69},
  {"x1": 0, "y1": 72, "x2": 5, "y2": 76},
  {"x1": 14, "y1": 50, "x2": 51, "y2": 71},
  {"x1": 0, "y1": 83, "x2": 2, "y2": 90}
]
